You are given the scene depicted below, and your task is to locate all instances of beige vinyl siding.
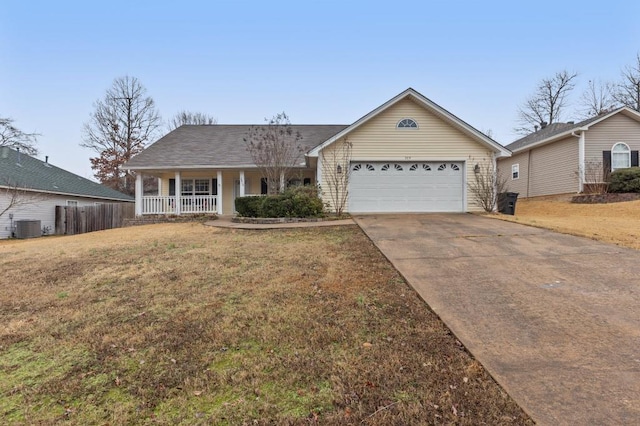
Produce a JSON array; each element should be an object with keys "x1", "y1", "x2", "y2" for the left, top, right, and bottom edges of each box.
[
  {"x1": 498, "y1": 151, "x2": 530, "y2": 197},
  {"x1": 584, "y1": 113, "x2": 640, "y2": 163},
  {"x1": 320, "y1": 98, "x2": 495, "y2": 212},
  {"x1": 528, "y1": 136, "x2": 579, "y2": 197}
]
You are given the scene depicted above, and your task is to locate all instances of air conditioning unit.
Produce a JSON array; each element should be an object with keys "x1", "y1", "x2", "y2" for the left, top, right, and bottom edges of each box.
[{"x1": 15, "y1": 220, "x2": 41, "y2": 239}]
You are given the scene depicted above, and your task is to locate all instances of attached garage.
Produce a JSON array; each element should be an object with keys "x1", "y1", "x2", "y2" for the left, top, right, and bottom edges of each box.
[
  {"x1": 308, "y1": 88, "x2": 512, "y2": 213},
  {"x1": 348, "y1": 161, "x2": 464, "y2": 213}
]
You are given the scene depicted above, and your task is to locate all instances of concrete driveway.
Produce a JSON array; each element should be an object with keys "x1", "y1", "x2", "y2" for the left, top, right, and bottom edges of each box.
[{"x1": 355, "y1": 214, "x2": 640, "y2": 426}]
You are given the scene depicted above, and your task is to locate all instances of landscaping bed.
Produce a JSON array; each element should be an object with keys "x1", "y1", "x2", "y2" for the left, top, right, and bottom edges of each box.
[{"x1": 571, "y1": 193, "x2": 640, "y2": 204}]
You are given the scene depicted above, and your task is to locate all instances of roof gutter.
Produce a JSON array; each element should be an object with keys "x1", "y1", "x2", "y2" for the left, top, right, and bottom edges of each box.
[{"x1": 511, "y1": 127, "x2": 588, "y2": 154}]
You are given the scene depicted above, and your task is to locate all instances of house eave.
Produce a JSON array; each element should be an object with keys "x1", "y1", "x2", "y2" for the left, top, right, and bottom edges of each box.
[
  {"x1": 0, "y1": 185, "x2": 133, "y2": 202},
  {"x1": 509, "y1": 126, "x2": 588, "y2": 154}
]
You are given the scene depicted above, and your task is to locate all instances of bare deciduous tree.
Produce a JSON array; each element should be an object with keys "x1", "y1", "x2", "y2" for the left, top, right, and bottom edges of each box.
[
  {"x1": 0, "y1": 179, "x2": 44, "y2": 220},
  {"x1": 516, "y1": 70, "x2": 578, "y2": 134},
  {"x1": 577, "y1": 160, "x2": 609, "y2": 194},
  {"x1": 167, "y1": 111, "x2": 217, "y2": 131},
  {"x1": 579, "y1": 80, "x2": 618, "y2": 118},
  {"x1": 244, "y1": 112, "x2": 304, "y2": 194},
  {"x1": 81, "y1": 76, "x2": 161, "y2": 196},
  {"x1": 467, "y1": 160, "x2": 508, "y2": 212},
  {"x1": 0, "y1": 117, "x2": 39, "y2": 155},
  {"x1": 614, "y1": 53, "x2": 640, "y2": 112},
  {"x1": 320, "y1": 140, "x2": 352, "y2": 216}
]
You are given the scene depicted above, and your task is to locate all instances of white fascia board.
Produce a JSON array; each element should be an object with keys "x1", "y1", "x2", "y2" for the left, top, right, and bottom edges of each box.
[
  {"x1": 0, "y1": 185, "x2": 133, "y2": 202},
  {"x1": 122, "y1": 164, "x2": 260, "y2": 171}
]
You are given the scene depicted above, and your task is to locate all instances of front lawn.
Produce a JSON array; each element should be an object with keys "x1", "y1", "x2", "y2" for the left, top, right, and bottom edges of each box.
[
  {"x1": 495, "y1": 196, "x2": 640, "y2": 250},
  {"x1": 0, "y1": 223, "x2": 531, "y2": 425}
]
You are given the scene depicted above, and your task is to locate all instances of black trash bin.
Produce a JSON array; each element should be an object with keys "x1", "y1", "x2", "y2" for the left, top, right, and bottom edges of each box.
[{"x1": 498, "y1": 192, "x2": 519, "y2": 215}]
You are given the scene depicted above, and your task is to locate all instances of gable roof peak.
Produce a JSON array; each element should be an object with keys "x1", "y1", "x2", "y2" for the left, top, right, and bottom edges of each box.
[{"x1": 307, "y1": 87, "x2": 510, "y2": 158}]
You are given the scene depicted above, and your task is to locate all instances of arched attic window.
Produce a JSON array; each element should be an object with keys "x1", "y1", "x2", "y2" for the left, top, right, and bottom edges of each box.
[{"x1": 397, "y1": 118, "x2": 418, "y2": 129}]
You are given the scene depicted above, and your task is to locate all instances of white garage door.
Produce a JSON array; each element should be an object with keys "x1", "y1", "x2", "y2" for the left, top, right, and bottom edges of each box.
[{"x1": 348, "y1": 161, "x2": 464, "y2": 213}]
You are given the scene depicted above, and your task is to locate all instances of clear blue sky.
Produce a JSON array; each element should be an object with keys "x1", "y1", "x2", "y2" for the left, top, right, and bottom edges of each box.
[{"x1": 1, "y1": 0, "x2": 639, "y2": 179}]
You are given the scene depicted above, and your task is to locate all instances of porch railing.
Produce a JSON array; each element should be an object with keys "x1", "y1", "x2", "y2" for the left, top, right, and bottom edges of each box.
[{"x1": 141, "y1": 195, "x2": 217, "y2": 215}]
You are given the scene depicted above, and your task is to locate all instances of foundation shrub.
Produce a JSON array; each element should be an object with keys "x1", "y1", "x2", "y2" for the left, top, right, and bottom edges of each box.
[
  {"x1": 236, "y1": 187, "x2": 324, "y2": 218},
  {"x1": 608, "y1": 167, "x2": 640, "y2": 193},
  {"x1": 234, "y1": 196, "x2": 264, "y2": 217}
]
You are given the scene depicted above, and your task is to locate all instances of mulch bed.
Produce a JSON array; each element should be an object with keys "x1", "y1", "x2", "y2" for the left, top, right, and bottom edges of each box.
[{"x1": 571, "y1": 193, "x2": 640, "y2": 204}]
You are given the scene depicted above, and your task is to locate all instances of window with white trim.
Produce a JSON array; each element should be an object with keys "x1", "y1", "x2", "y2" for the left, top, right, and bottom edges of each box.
[
  {"x1": 512, "y1": 164, "x2": 519, "y2": 180},
  {"x1": 397, "y1": 118, "x2": 418, "y2": 128},
  {"x1": 66, "y1": 200, "x2": 78, "y2": 206},
  {"x1": 612, "y1": 142, "x2": 631, "y2": 171},
  {"x1": 177, "y1": 178, "x2": 217, "y2": 196}
]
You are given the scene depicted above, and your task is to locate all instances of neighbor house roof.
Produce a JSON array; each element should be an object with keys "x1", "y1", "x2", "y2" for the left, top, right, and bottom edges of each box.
[
  {"x1": 506, "y1": 107, "x2": 640, "y2": 153},
  {"x1": 124, "y1": 125, "x2": 349, "y2": 170},
  {"x1": 307, "y1": 87, "x2": 511, "y2": 158},
  {"x1": 0, "y1": 146, "x2": 133, "y2": 201}
]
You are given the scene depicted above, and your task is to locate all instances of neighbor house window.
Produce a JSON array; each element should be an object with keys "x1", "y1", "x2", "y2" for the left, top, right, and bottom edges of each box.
[
  {"x1": 66, "y1": 200, "x2": 78, "y2": 206},
  {"x1": 397, "y1": 118, "x2": 418, "y2": 128},
  {"x1": 612, "y1": 142, "x2": 631, "y2": 170},
  {"x1": 512, "y1": 164, "x2": 519, "y2": 180}
]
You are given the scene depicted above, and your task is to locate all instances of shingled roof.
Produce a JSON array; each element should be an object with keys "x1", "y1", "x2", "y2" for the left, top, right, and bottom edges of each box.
[
  {"x1": 506, "y1": 108, "x2": 627, "y2": 152},
  {"x1": 124, "y1": 124, "x2": 349, "y2": 170},
  {"x1": 0, "y1": 146, "x2": 133, "y2": 201}
]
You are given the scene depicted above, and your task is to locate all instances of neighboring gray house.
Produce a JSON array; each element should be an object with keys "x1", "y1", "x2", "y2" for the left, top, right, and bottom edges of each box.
[
  {"x1": 0, "y1": 146, "x2": 133, "y2": 238},
  {"x1": 498, "y1": 107, "x2": 640, "y2": 197}
]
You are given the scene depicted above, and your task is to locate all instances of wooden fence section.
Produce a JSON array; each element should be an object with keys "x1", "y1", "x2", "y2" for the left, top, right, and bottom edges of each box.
[{"x1": 55, "y1": 203, "x2": 135, "y2": 235}]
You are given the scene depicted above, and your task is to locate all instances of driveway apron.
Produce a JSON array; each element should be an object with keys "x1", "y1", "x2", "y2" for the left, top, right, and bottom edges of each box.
[{"x1": 355, "y1": 214, "x2": 640, "y2": 426}]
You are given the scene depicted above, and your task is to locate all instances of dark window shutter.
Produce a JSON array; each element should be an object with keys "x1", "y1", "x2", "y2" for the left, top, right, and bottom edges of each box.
[
  {"x1": 603, "y1": 151, "x2": 611, "y2": 173},
  {"x1": 212, "y1": 179, "x2": 218, "y2": 195},
  {"x1": 261, "y1": 178, "x2": 268, "y2": 195},
  {"x1": 632, "y1": 151, "x2": 639, "y2": 167},
  {"x1": 169, "y1": 179, "x2": 176, "y2": 196}
]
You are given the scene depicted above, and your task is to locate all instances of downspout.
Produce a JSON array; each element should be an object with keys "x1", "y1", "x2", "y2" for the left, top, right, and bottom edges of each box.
[
  {"x1": 571, "y1": 129, "x2": 586, "y2": 193},
  {"x1": 492, "y1": 152, "x2": 498, "y2": 212},
  {"x1": 526, "y1": 150, "x2": 531, "y2": 198}
]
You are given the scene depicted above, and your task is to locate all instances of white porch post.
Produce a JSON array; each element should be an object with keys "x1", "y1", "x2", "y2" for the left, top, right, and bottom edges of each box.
[
  {"x1": 135, "y1": 173, "x2": 143, "y2": 216},
  {"x1": 175, "y1": 171, "x2": 182, "y2": 215},
  {"x1": 578, "y1": 131, "x2": 586, "y2": 193},
  {"x1": 157, "y1": 177, "x2": 163, "y2": 196},
  {"x1": 217, "y1": 171, "x2": 223, "y2": 215},
  {"x1": 239, "y1": 170, "x2": 245, "y2": 197},
  {"x1": 316, "y1": 155, "x2": 323, "y2": 187},
  {"x1": 279, "y1": 172, "x2": 285, "y2": 193}
]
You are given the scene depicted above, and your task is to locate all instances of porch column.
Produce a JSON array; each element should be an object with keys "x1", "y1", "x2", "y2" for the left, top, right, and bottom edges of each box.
[
  {"x1": 135, "y1": 173, "x2": 143, "y2": 216},
  {"x1": 239, "y1": 170, "x2": 245, "y2": 197},
  {"x1": 157, "y1": 177, "x2": 163, "y2": 196},
  {"x1": 217, "y1": 171, "x2": 223, "y2": 215},
  {"x1": 175, "y1": 171, "x2": 181, "y2": 215},
  {"x1": 280, "y1": 172, "x2": 285, "y2": 193},
  {"x1": 578, "y1": 131, "x2": 586, "y2": 193},
  {"x1": 316, "y1": 155, "x2": 323, "y2": 187}
]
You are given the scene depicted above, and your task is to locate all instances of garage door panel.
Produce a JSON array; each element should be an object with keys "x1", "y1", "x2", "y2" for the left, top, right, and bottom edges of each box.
[{"x1": 348, "y1": 161, "x2": 463, "y2": 213}]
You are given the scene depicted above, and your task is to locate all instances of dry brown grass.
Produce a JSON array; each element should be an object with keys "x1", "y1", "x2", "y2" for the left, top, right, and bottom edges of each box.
[
  {"x1": 493, "y1": 196, "x2": 640, "y2": 249},
  {"x1": 0, "y1": 223, "x2": 532, "y2": 425}
]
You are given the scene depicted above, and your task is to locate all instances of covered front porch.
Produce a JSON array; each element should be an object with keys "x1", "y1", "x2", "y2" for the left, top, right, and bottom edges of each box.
[{"x1": 133, "y1": 169, "x2": 315, "y2": 216}]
